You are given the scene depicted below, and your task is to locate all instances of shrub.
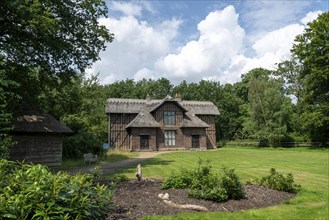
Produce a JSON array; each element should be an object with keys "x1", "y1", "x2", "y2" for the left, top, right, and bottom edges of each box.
[
  {"x1": 188, "y1": 186, "x2": 228, "y2": 202},
  {"x1": 162, "y1": 159, "x2": 245, "y2": 202},
  {"x1": 162, "y1": 168, "x2": 193, "y2": 189},
  {"x1": 219, "y1": 167, "x2": 245, "y2": 199},
  {"x1": 257, "y1": 168, "x2": 301, "y2": 193},
  {"x1": 0, "y1": 159, "x2": 112, "y2": 219},
  {"x1": 112, "y1": 174, "x2": 129, "y2": 184}
]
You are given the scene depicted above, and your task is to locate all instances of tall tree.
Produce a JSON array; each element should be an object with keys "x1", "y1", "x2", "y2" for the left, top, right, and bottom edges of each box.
[
  {"x1": 241, "y1": 68, "x2": 292, "y2": 146},
  {"x1": 291, "y1": 12, "x2": 329, "y2": 104},
  {"x1": 0, "y1": 0, "x2": 113, "y2": 107},
  {"x1": 0, "y1": 0, "x2": 113, "y2": 157},
  {"x1": 290, "y1": 12, "x2": 329, "y2": 143},
  {"x1": 0, "y1": 69, "x2": 18, "y2": 158}
]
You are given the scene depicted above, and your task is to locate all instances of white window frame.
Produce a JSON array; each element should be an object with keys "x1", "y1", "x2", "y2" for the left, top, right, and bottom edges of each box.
[
  {"x1": 164, "y1": 111, "x2": 176, "y2": 125},
  {"x1": 164, "y1": 130, "x2": 175, "y2": 146}
]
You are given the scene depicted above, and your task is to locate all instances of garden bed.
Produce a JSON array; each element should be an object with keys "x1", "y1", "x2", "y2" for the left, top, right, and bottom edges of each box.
[{"x1": 107, "y1": 179, "x2": 295, "y2": 220}]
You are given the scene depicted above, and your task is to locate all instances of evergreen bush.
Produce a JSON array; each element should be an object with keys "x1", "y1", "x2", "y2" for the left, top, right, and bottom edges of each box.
[
  {"x1": 257, "y1": 168, "x2": 301, "y2": 193},
  {"x1": 162, "y1": 168, "x2": 193, "y2": 189},
  {"x1": 219, "y1": 167, "x2": 245, "y2": 199},
  {"x1": 162, "y1": 159, "x2": 245, "y2": 202},
  {"x1": 0, "y1": 159, "x2": 112, "y2": 219}
]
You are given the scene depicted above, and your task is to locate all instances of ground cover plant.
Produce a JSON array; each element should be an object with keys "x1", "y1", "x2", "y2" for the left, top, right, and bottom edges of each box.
[
  {"x1": 115, "y1": 147, "x2": 328, "y2": 220},
  {"x1": 0, "y1": 160, "x2": 112, "y2": 219}
]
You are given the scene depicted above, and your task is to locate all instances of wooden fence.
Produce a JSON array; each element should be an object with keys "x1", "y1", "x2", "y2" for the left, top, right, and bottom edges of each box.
[{"x1": 223, "y1": 141, "x2": 328, "y2": 147}]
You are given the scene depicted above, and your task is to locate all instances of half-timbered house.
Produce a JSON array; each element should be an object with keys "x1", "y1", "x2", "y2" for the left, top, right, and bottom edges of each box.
[{"x1": 105, "y1": 94, "x2": 220, "y2": 151}]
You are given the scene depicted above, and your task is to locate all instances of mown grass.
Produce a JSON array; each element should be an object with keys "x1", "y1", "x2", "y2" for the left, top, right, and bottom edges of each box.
[
  {"x1": 116, "y1": 147, "x2": 329, "y2": 220},
  {"x1": 61, "y1": 150, "x2": 138, "y2": 168},
  {"x1": 104, "y1": 149, "x2": 138, "y2": 163}
]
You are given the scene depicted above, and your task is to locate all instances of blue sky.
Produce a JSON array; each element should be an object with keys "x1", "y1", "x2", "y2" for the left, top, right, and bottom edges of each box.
[{"x1": 87, "y1": 0, "x2": 328, "y2": 85}]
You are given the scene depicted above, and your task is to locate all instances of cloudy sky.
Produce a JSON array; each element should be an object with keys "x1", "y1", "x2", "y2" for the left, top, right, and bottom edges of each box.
[{"x1": 87, "y1": 0, "x2": 327, "y2": 85}]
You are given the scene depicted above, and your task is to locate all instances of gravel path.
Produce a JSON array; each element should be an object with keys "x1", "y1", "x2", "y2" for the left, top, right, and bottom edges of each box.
[{"x1": 67, "y1": 151, "x2": 169, "y2": 175}]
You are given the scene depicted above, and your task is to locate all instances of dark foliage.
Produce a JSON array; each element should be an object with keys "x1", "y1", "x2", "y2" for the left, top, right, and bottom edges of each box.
[{"x1": 0, "y1": 159, "x2": 112, "y2": 219}]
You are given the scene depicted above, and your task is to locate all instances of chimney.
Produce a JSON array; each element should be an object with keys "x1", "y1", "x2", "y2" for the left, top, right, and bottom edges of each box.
[
  {"x1": 146, "y1": 93, "x2": 152, "y2": 105},
  {"x1": 146, "y1": 93, "x2": 151, "y2": 101},
  {"x1": 175, "y1": 93, "x2": 181, "y2": 101}
]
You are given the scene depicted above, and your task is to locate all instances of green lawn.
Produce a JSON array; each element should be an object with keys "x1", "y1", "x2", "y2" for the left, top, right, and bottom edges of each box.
[
  {"x1": 114, "y1": 147, "x2": 329, "y2": 220},
  {"x1": 61, "y1": 150, "x2": 138, "y2": 169}
]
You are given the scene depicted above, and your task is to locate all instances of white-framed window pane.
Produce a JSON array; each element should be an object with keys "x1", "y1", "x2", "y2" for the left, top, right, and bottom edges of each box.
[
  {"x1": 164, "y1": 112, "x2": 176, "y2": 125},
  {"x1": 164, "y1": 130, "x2": 175, "y2": 146}
]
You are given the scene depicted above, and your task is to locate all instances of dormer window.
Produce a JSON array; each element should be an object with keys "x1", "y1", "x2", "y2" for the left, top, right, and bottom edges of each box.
[{"x1": 164, "y1": 111, "x2": 176, "y2": 125}]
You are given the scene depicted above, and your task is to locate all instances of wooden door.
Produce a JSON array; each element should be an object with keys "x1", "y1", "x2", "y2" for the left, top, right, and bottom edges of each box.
[
  {"x1": 192, "y1": 135, "x2": 200, "y2": 148},
  {"x1": 140, "y1": 135, "x2": 149, "y2": 149}
]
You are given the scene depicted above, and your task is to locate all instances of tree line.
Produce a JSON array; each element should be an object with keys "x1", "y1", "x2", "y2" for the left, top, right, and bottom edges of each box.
[{"x1": 0, "y1": 0, "x2": 328, "y2": 159}]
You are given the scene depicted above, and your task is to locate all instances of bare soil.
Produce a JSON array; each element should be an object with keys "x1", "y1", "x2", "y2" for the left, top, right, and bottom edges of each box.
[{"x1": 107, "y1": 179, "x2": 295, "y2": 220}]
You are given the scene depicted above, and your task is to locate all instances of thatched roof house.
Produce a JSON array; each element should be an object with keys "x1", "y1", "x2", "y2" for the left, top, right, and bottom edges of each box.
[
  {"x1": 10, "y1": 108, "x2": 72, "y2": 167},
  {"x1": 105, "y1": 94, "x2": 220, "y2": 151}
]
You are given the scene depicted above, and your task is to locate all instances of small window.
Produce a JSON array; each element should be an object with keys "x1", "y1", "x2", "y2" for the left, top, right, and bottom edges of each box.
[
  {"x1": 164, "y1": 130, "x2": 175, "y2": 146},
  {"x1": 164, "y1": 112, "x2": 176, "y2": 125}
]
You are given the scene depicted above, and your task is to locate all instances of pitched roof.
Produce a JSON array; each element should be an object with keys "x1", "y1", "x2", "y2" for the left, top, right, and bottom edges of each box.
[
  {"x1": 105, "y1": 96, "x2": 220, "y2": 115},
  {"x1": 181, "y1": 112, "x2": 210, "y2": 128},
  {"x1": 12, "y1": 109, "x2": 73, "y2": 134},
  {"x1": 149, "y1": 95, "x2": 188, "y2": 113},
  {"x1": 182, "y1": 101, "x2": 220, "y2": 115},
  {"x1": 126, "y1": 111, "x2": 160, "y2": 128}
]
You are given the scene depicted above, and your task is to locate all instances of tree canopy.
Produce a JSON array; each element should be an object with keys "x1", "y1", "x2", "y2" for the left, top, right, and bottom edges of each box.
[
  {"x1": 0, "y1": 0, "x2": 113, "y2": 158},
  {"x1": 289, "y1": 12, "x2": 329, "y2": 142},
  {"x1": 0, "y1": 0, "x2": 113, "y2": 74},
  {"x1": 291, "y1": 12, "x2": 329, "y2": 105}
]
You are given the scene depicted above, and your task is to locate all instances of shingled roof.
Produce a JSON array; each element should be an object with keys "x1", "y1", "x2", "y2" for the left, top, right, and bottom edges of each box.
[
  {"x1": 12, "y1": 109, "x2": 73, "y2": 134},
  {"x1": 126, "y1": 111, "x2": 161, "y2": 128},
  {"x1": 105, "y1": 96, "x2": 220, "y2": 115},
  {"x1": 181, "y1": 112, "x2": 210, "y2": 128}
]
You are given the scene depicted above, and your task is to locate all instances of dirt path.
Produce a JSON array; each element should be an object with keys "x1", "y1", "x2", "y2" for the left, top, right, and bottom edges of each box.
[{"x1": 67, "y1": 151, "x2": 169, "y2": 175}]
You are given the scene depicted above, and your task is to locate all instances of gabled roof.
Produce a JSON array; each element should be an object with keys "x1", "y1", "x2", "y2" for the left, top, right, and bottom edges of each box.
[
  {"x1": 105, "y1": 96, "x2": 220, "y2": 115},
  {"x1": 181, "y1": 112, "x2": 210, "y2": 128},
  {"x1": 12, "y1": 110, "x2": 73, "y2": 134},
  {"x1": 149, "y1": 95, "x2": 188, "y2": 113},
  {"x1": 126, "y1": 111, "x2": 160, "y2": 128}
]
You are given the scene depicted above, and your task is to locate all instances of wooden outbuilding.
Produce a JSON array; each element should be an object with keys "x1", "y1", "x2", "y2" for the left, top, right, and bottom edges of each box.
[
  {"x1": 10, "y1": 108, "x2": 73, "y2": 167},
  {"x1": 105, "y1": 94, "x2": 220, "y2": 151}
]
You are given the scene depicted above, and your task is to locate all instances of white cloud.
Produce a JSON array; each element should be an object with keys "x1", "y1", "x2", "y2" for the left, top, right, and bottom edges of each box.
[
  {"x1": 109, "y1": 1, "x2": 142, "y2": 17},
  {"x1": 89, "y1": 2, "x2": 322, "y2": 85},
  {"x1": 199, "y1": 9, "x2": 322, "y2": 84},
  {"x1": 133, "y1": 68, "x2": 156, "y2": 81},
  {"x1": 87, "y1": 14, "x2": 182, "y2": 84},
  {"x1": 301, "y1": 10, "x2": 323, "y2": 25},
  {"x1": 252, "y1": 24, "x2": 305, "y2": 58},
  {"x1": 155, "y1": 6, "x2": 245, "y2": 83}
]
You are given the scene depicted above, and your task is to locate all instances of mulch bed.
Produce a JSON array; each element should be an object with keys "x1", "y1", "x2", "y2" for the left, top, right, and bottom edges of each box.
[{"x1": 107, "y1": 179, "x2": 295, "y2": 220}]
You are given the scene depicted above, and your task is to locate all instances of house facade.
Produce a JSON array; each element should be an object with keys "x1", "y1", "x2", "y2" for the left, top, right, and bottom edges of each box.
[{"x1": 105, "y1": 94, "x2": 220, "y2": 151}]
